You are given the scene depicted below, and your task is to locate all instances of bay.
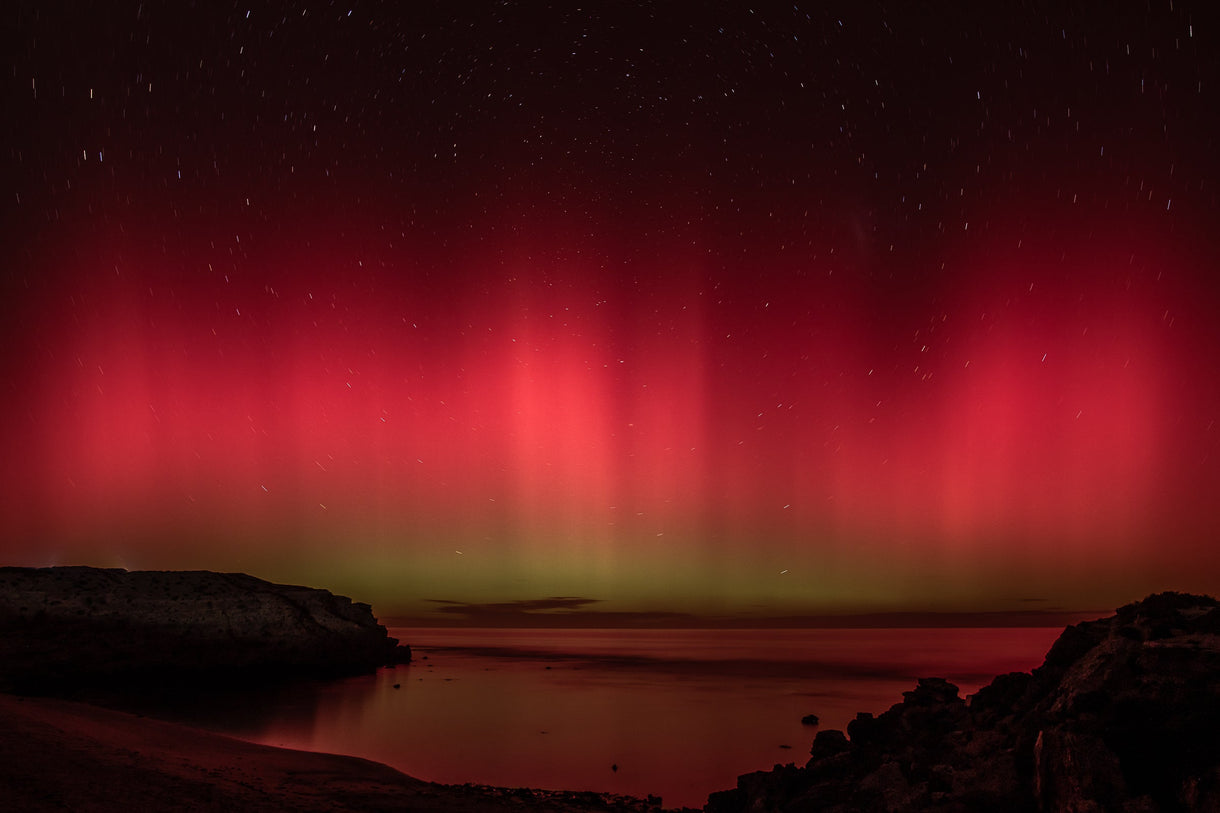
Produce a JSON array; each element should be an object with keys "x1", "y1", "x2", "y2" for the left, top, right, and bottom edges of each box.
[{"x1": 116, "y1": 626, "x2": 1063, "y2": 809}]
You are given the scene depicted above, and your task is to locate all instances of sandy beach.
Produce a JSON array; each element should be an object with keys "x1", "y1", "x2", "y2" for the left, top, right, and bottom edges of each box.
[{"x1": 0, "y1": 693, "x2": 676, "y2": 812}]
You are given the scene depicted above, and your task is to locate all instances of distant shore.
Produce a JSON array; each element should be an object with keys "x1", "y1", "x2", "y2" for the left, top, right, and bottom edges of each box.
[{"x1": 0, "y1": 692, "x2": 682, "y2": 812}]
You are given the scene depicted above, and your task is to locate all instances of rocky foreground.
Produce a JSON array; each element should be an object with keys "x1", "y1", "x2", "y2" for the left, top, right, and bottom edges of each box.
[
  {"x1": 0, "y1": 566, "x2": 411, "y2": 691},
  {"x1": 708, "y1": 591, "x2": 1220, "y2": 812}
]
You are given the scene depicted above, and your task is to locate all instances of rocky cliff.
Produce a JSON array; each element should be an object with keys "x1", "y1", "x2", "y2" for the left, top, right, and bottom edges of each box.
[
  {"x1": 0, "y1": 566, "x2": 411, "y2": 691},
  {"x1": 707, "y1": 592, "x2": 1220, "y2": 812}
]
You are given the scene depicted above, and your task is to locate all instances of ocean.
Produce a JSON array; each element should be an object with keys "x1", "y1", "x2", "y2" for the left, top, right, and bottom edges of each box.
[{"x1": 119, "y1": 626, "x2": 1063, "y2": 809}]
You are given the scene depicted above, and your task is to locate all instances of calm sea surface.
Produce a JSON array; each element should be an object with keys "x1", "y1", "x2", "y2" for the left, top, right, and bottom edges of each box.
[{"x1": 120, "y1": 626, "x2": 1063, "y2": 809}]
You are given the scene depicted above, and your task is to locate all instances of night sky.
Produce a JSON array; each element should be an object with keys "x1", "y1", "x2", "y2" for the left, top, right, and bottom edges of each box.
[{"x1": 4, "y1": 2, "x2": 1220, "y2": 621}]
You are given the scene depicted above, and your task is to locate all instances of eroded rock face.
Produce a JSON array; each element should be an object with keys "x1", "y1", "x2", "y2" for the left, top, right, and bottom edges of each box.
[
  {"x1": 706, "y1": 592, "x2": 1220, "y2": 813},
  {"x1": 0, "y1": 566, "x2": 411, "y2": 691}
]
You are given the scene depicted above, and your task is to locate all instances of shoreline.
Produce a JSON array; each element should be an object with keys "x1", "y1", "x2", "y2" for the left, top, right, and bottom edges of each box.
[
  {"x1": 5, "y1": 569, "x2": 1216, "y2": 810},
  {"x1": 0, "y1": 692, "x2": 685, "y2": 812}
]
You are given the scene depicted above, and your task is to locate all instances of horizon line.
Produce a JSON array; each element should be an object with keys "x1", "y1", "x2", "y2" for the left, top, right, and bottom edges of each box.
[{"x1": 382, "y1": 607, "x2": 1108, "y2": 629}]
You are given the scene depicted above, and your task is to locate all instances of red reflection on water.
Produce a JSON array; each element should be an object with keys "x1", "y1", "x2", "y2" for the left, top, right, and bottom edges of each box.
[{"x1": 229, "y1": 627, "x2": 1060, "y2": 809}]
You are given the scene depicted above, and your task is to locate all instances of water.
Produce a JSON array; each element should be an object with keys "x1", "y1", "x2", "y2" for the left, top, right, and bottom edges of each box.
[{"x1": 116, "y1": 626, "x2": 1063, "y2": 809}]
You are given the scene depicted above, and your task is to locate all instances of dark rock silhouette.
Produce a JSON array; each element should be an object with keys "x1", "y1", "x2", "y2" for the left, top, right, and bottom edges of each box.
[
  {"x1": 706, "y1": 592, "x2": 1220, "y2": 812},
  {"x1": 0, "y1": 566, "x2": 411, "y2": 691},
  {"x1": 800, "y1": 713, "x2": 819, "y2": 726}
]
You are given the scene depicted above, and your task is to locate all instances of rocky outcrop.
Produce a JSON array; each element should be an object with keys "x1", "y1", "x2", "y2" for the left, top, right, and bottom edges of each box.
[
  {"x1": 0, "y1": 566, "x2": 411, "y2": 691},
  {"x1": 706, "y1": 592, "x2": 1220, "y2": 812}
]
